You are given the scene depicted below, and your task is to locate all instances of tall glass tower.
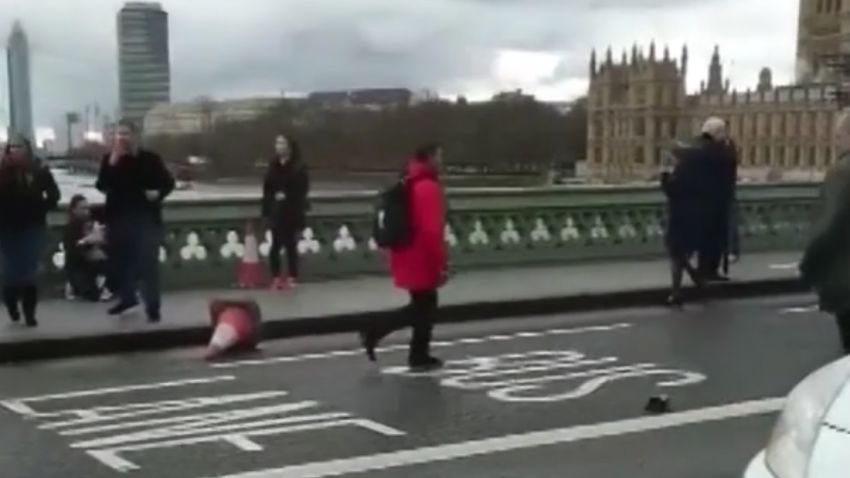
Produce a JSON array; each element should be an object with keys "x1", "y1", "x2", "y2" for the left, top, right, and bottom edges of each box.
[
  {"x1": 7, "y1": 20, "x2": 34, "y2": 142},
  {"x1": 117, "y1": 2, "x2": 170, "y2": 128}
]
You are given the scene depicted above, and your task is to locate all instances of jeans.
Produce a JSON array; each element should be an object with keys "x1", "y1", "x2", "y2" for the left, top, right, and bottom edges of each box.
[{"x1": 109, "y1": 216, "x2": 162, "y2": 315}]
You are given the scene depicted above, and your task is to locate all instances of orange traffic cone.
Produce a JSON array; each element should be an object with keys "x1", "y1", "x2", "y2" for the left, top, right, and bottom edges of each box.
[
  {"x1": 237, "y1": 221, "x2": 263, "y2": 289},
  {"x1": 205, "y1": 299, "x2": 262, "y2": 360}
]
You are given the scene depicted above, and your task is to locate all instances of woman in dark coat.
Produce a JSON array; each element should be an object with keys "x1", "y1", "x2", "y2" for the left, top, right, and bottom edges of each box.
[
  {"x1": 0, "y1": 135, "x2": 61, "y2": 326},
  {"x1": 261, "y1": 135, "x2": 310, "y2": 290},
  {"x1": 661, "y1": 141, "x2": 710, "y2": 306}
]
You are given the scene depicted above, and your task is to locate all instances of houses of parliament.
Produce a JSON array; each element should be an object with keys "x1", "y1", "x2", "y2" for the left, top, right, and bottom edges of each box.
[{"x1": 586, "y1": 0, "x2": 846, "y2": 181}]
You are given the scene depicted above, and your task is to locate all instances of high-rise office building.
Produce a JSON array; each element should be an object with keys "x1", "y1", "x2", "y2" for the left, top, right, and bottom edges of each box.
[
  {"x1": 7, "y1": 20, "x2": 34, "y2": 142},
  {"x1": 117, "y1": 2, "x2": 170, "y2": 128}
]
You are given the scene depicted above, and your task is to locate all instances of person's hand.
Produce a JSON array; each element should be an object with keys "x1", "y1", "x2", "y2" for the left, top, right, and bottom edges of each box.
[
  {"x1": 90, "y1": 249, "x2": 107, "y2": 261},
  {"x1": 145, "y1": 190, "x2": 161, "y2": 201},
  {"x1": 275, "y1": 192, "x2": 286, "y2": 201}
]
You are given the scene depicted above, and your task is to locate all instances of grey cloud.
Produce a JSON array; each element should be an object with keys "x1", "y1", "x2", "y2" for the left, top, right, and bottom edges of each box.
[{"x1": 0, "y1": 0, "x2": 794, "y2": 130}]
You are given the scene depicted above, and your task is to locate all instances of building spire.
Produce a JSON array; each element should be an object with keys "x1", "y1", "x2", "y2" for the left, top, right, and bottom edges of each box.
[
  {"x1": 706, "y1": 44, "x2": 724, "y2": 95},
  {"x1": 649, "y1": 41, "x2": 656, "y2": 61},
  {"x1": 590, "y1": 49, "x2": 597, "y2": 76}
]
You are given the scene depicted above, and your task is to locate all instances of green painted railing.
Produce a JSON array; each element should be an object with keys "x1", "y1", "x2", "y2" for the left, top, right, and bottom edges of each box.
[{"x1": 39, "y1": 182, "x2": 819, "y2": 292}]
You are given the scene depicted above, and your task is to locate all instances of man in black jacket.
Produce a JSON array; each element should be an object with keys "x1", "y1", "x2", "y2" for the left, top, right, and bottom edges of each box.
[
  {"x1": 696, "y1": 118, "x2": 737, "y2": 282},
  {"x1": 96, "y1": 120, "x2": 175, "y2": 322}
]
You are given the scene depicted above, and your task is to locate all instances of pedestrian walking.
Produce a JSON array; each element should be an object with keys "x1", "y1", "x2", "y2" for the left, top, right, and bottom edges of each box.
[
  {"x1": 360, "y1": 143, "x2": 448, "y2": 371},
  {"x1": 63, "y1": 194, "x2": 111, "y2": 302},
  {"x1": 800, "y1": 111, "x2": 850, "y2": 355},
  {"x1": 697, "y1": 117, "x2": 737, "y2": 282},
  {"x1": 262, "y1": 134, "x2": 310, "y2": 290},
  {"x1": 0, "y1": 134, "x2": 61, "y2": 327},
  {"x1": 661, "y1": 143, "x2": 708, "y2": 307},
  {"x1": 96, "y1": 120, "x2": 174, "y2": 322}
]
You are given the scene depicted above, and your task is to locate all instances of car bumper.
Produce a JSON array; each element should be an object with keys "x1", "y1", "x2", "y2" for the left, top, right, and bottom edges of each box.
[{"x1": 745, "y1": 451, "x2": 775, "y2": 478}]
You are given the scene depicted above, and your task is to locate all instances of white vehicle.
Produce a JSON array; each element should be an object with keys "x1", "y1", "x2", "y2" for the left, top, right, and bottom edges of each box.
[{"x1": 746, "y1": 356, "x2": 850, "y2": 478}]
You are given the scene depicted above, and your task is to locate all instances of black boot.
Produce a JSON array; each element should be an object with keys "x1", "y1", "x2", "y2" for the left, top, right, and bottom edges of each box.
[
  {"x1": 3, "y1": 286, "x2": 20, "y2": 323},
  {"x1": 20, "y1": 285, "x2": 38, "y2": 328}
]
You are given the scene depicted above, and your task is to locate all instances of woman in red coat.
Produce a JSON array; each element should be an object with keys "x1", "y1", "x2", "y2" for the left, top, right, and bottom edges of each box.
[{"x1": 361, "y1": 143, "x2": 447, "y2": 371}]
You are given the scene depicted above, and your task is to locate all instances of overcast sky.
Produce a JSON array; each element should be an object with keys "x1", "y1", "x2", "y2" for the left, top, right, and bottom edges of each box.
[{"x1": 0, "y1": 0, "x2": 798, "y2": 134}]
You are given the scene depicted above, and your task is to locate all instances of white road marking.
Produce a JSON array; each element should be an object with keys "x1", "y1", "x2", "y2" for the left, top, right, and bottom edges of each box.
[
  {"x1": 88, "y1": 418, "x2": 405, "y2": 473},
  {"x1": 770, "y1": 262, "x2": 799, "y2": 271},
  {"x1": 212, "y1": 323, "x2": 634, "y2": 369},
  {"x1": 382, "y1": 350, "x2": 706, "y2": 403},
  {"x1": 781, "y1": 305, "x2": 820, "y2": 314},
  {"x1": 207, "y1": 397, "x2": 785, "y2": 478},
  {"x1": 0, "y1": 376, "x2": 236, "y2": 417},
  {"x1": 42, "y1": 391, "x2": 290, "y2": 431}
]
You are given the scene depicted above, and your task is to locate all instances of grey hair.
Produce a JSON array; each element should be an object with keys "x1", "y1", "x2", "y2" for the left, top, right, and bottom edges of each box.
[{"x1": 701, "y1": 117, "x2": 727, "y2": 140}]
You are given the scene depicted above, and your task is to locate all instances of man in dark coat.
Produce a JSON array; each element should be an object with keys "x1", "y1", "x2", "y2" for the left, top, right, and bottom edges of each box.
[
  {"x1": 661, "y1": 140, "x2": 713, "y2": 305},
  {"x1": 96, "y1": 120, "x2": 175, "y2": 322},
  {"x1": 696, "y1": 117, "x2": 737, "y2": 282}
]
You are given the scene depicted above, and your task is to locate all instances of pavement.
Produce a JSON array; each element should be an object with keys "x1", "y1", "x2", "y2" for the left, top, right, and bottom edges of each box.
[
  {"x1": 0, "y1": 251, "x2": 805, "y2": 362},
  {"x1": 0, "y1": 294, "x2": 841, "y2": 478}
]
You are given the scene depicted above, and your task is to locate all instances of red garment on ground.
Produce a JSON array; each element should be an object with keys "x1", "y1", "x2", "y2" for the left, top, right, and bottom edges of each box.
[{"x1": 389, "y1": 159, "x2": 447, "y2": 291}]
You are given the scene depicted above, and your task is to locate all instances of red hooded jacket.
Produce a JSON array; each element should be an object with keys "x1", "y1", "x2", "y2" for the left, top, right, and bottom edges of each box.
[{"x1": 389, "y1": 159, "x2": 447, "y2": 291}]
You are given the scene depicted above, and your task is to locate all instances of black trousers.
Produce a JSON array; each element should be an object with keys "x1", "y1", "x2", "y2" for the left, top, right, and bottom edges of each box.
[
  {"x1": 699, "y1": 208, "x2": 730, "y2": 276},
  {"x1": 269, "y1": 227, "x2": 299, "y2": 279},
  {"x1": 67, "y1": 259, "x2": 109, "y2": 302},
  {"x1": 3, "y1": 285, "x2": 37, "y2": 321},
  {"x1": 371, "y1": 290, "x2": 438, "y2": 363},
  {"x1": 838, "y1": 312, "x2": 850, "y2": 353}
]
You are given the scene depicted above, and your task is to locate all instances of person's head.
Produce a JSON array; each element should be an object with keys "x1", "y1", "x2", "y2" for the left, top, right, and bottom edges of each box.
[
  {"x1": 274, "y1": 135, "x2": 301, "y2": 166},
  {"x1": 113, "y1": 119, "x2": 138, "y2": 153},
  {"x1": 69, "y1": 194, "x2": 91, "y2": 221},
  {"x1": 3, "y1": 133, "x2": 34, "y2": 166},
  {"x1": 701, "y1": 117, "x2": 727, "y2": 142},
  {"x1": 413, "y1": 142, "x2": 443, "y2": 168}
]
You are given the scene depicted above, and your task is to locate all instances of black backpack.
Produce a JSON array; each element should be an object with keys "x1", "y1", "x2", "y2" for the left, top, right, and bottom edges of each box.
[{"x1": 373, "y1": 179, "x2": 414, "y2": 249}]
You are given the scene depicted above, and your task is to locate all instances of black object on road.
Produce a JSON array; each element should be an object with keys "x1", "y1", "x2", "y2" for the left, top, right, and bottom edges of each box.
[{"x1": 645, "y1": 395, "x2": 672, "y2": 414}]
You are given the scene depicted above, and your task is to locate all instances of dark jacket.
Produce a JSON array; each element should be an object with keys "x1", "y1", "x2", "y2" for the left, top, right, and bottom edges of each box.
[
  {"x1": 661, "y1": 140, "x2": 715, "y2": 256},
  {"x1": 800, "y1": 154, "x2": 850, "y2": 314},
  {"x1": 262, "y1": 159, "x2": 310, "y2": 231},
  {"x1": 389, "y1": 159, "x2": 447, "y2": 291},
  {"x1": 0, "y1": 162, "x2": 60, "y2": 231},
  {"x1": 96, "y1": 149, "x2": 175, "y2": 224},
  {"x1": 62, "y1": 219, "x2": 99, "y2": 269}
]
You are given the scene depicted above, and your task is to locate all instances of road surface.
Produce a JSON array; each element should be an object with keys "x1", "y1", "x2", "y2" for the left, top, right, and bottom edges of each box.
[{"x1": 0, "y1": 294, "x2": 840, "y2": 478}]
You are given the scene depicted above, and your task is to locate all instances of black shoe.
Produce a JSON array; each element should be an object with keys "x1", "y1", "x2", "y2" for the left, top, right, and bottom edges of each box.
[
  {"x1": 408, "y1": 356, "x2": 444, "y2": 372},
  {"x1": 147, "y1": 311, "x2": 161, "y2": 323},
  {"x1": 703, "y1": 274, "x2": 731, "y2": 283},
  {"x1": 24, "y1": 316, "x2": 37, "y2": 328},
  {"x1": 666, "y1": 294, "x2": 684, "y2": 308},
  {"x1": 359, "y1": 330, "x2": 378, "y2": 362},
  {"x1": 4, "y1": 287, "x2": 20, "y2": 323},
  {"x1": 108, "y1": 300, "x2": 140, "y2": 316}
]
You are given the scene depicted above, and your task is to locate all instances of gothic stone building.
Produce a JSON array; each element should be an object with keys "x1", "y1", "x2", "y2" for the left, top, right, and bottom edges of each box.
[{"x1": 586, "y1": 0, "x2": 845, "y2": 182}]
